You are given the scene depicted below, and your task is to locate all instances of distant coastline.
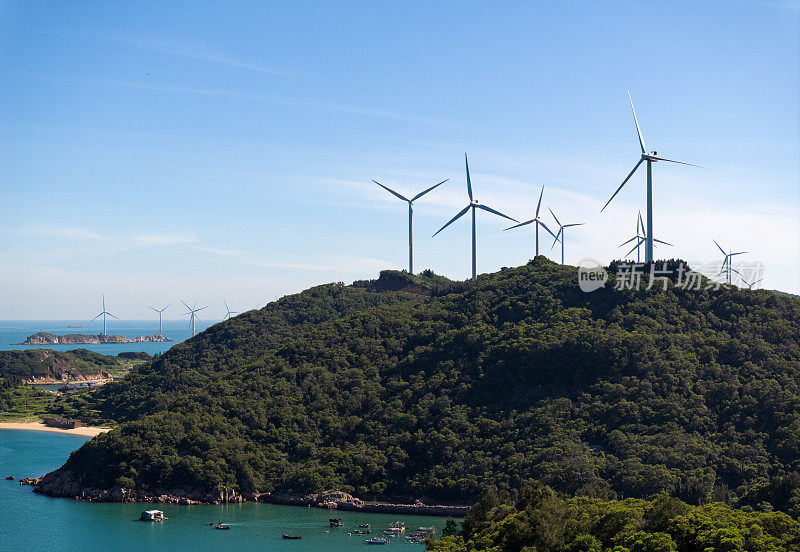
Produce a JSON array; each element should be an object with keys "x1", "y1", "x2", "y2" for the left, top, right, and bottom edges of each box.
[
  {"x1": 0, "y1": 422, "x2": 111, "y2": 437},
  {"x1": 16, "y1": 332, "x2": 171, "y2": 346}
]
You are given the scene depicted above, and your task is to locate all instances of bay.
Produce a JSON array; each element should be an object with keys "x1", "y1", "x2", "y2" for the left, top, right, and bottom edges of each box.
[{"x1": 0, "y1": 430, "x2": 447, "y2": 551}]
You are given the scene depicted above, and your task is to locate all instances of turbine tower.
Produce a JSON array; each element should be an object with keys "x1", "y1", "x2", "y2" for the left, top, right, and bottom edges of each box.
[
  {"x1": 601, "y1": 92, "x2": 698, "y2": 263},
  {"x1": 372, "y1": 177, "x2": 448, "y2": 274},
  {"x1": 180, "y1": 300, "x2": 209, "y2": 337},
  {"x1": 619, "y1": 211, "x2": 672, "y2": 263},
  {"x1": 223, "y1": 299, "x2": 239, "y2": 320},
  {"x1": 549, "y1": 208, "x2": 584, "y2": 265},
  {"x1": 504, "y1": 185, "x2": 557, "y2": 257},
  {"x1": 148, "y1": 304, "x2": 170, "y2": 335},
  {"x1": 433, "y1": 154, "x2": 518, "y2": 281},
  {"x1": 714, "y1": 240, "x2": 747, "y2": 285},
  {"x1": 90, "y1": 294, "x2": 118, "y2": 336}
]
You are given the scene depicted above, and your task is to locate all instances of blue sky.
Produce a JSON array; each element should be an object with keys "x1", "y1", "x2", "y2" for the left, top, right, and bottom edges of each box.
[{"x1": 1, "y1": 1, "x2": 798, "y2": 319}]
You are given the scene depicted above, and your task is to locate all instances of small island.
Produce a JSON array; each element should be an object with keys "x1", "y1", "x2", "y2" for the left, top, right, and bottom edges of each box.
[{"x1": 17, "y1": 332, "x2": 172, "y2": 345}]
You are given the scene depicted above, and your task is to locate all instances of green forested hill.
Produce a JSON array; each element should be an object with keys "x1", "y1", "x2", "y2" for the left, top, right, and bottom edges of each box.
[
  {"x1": 0, "y1": 348, "x2": 121, "y2": 380},
  {"x1": 44, "y1": 259, "x2": 800, "y2": 514}
]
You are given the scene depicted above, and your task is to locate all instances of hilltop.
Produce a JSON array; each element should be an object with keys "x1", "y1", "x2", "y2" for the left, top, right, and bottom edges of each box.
[{"x1": 37, "y1": 259, "x2": 800, "y2": 514}]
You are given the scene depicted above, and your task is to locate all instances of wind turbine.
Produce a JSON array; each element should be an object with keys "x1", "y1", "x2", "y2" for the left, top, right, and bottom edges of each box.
[
  {"x1": 549, "y1": 208, "x2": 584, "y2": 265},
  {"x1": 223, "y1": 299, "x2": 239, "y2": 320},
  {"x1": 741, "y1": 276, "x2": 763, "y2": 290},
  {"x1": 148, "y1": 304, "x2": 170, "y2": 335},
  {"x1": 714, "y1": 240, "x2": 747, "y2": 284},
  {"x1": 90, "y1": 294, "x2": 118, "y2": 336},
  {"x1": 504, "y1": 185, "x2": 557, "y2": 257},
  {"x1": 372, "y1": 178, "x2": 448, "y2": 274},
  {"x1": 433, "y1": 154, "x2": 518, "y2": 281},
  {"x1": 180, "y1": 300, "x2": 209, "y2": 337},
  {"x1": 601, "y1": 92, "x2": 698, "y2": 263},
  {"x1": 619, "y1": 211, "x2": 672, "y2": 262}
]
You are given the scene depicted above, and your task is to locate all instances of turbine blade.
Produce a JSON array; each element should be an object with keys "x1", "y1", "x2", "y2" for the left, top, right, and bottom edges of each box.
[
  {"x1": 89, "y1": 313, "x2": 103, "y2": 322},
  {"x1": 197, "y1": 306, "x2": 210, "y2": 312},
  {"x1": 651, "y1": 156, "x2": 701, "y2": 168},
  {"x1": 180, "y1": 299, "x2": 192, "y2": 311},
  {"x1": 548, "y1": 207, "x2": 561, "y2": 227},
  {"x1": 713, "y1": 240, "x2": 726, "y2": 256},
  {"x1": 372, "y1": 180, "x2": 409, "y2": 202},
  {"x1": 563, "y1": 223, "x2": 584, "y2": 228},
  {"x1": 223, "y1": 299, "x2": 229, "y2": 311},
  {"x1": 625, "y1": 238, "x2": 644, "y2": 257},
  {"x1": 432, "y1": 204, "x2": 471, "y2": 237},
  {"x1": 638, "y1": 211, "x2": 645, "y2": 235},
  {"x1": 731, "y1": 251, "x2": 748, "y2": 256},
  {"x1": 551, "y1": 227, "x2": 562, "y2": 249},
  {"x1": 504, "y1": 219, "x2": 534, "y2": 231},
  {"x1": 652, "y1": 238, "x2": 673, "y2": 246},
  {"x1": 601, "y1": 158, "x2": 644, "y2": 212},
  {"x1": 148, "y1": 306, "x2": 158, "y2": 312},
  {"x1": 412, "y1": 179, "x2": 448, "y2": 201},
  {"x1": 107, "y1": 312, "x2": 119, "y2": 319},
  {"x1": 538, "y1": 220, "x2": 558, "y2": 240},
  {"x1": 162, "y1": 304, "x2": 170, "y2": 312},
  {"x1": 629, "y1": 91, "x2": 647, "y2": 154},
  {"x1": 465, "y1": 153, "x2": 473, "y2": 201},
  {"x1": 619, "y1": 236, "x2": 638, "y2": 247},
  {"x1": 535, "y1": 186, "x2": 544, "y2": 218},
  {"x1": 475, "y1": 203, "x2": 518, "y2": 222}
]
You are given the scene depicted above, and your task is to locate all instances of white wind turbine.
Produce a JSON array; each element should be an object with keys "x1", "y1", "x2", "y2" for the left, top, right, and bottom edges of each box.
[
  {"x1": 90, "y1": 294, "x2": 118, "y2": 336},
  {"x1": 714, "y1": 240, "x2": 747, "y2": 285},
  {"x1": 148, "y1": 304, "x2": 170, "y2": 335},
  {"x1": 549, "y1": 208, "x2": 584, "y2": 265},
  {"x1": 602, "y1": 92, "x2": 698, "y2": 263},
  {"x1": 619, "y1": 211, "x2": 672, "y2": 263},
  {"x1": 504, "y1": 185, "x2": 558, "y2": 257},
  {"x1": 223, "y1": 299, "x2": 239, "y2": 321},
  {"x1": 180, "y1": 300, "x2": 209, "y2": 337}
]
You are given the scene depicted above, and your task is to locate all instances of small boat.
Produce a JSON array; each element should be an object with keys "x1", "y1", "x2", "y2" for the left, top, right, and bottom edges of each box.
[
  {"x1": 365, "y1": 537, "x2": 390, "y2": 545},
  {"x1": 282, "y1": 534, "x2": 302, "y2": 539},
  {"x1": 215, "y1": 524, "x2": 231, "y2": 530},
  {"x1": 358, "y1": 524, "x2": 371, "y2": 528},
  {"x1": 329, "y1": 517, "x2": 343, "y2": 527},
  {"x1": 205, "y1": 522, "x2": 216, "y2": 526},
  {"x1": 355, "y1": 529, "x2": 371, "y2": 534},
  {"x1": 5, "y1": 475, "x2": 14, "y2": 480}
]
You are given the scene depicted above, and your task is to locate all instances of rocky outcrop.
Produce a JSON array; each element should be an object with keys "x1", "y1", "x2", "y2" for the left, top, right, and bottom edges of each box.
[
  {"x1": 33, "y1": 472, "x2": 469, "y2": 516},
  {"x1": 18, "y1": 333, "x2": 171, "y2": 345},
  {"x1": 24, "y1": 372, "x2": 112, "y2": 384}
]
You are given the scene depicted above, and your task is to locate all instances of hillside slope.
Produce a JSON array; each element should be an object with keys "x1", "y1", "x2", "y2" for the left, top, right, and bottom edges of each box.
[{"x1": 39, "y1": 260, "x2": 800, "y2": 512}]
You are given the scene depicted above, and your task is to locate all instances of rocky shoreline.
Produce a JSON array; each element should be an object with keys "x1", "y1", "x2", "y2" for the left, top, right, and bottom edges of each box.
[
  {"x1": 18, "y1": 332, "x2": 172, "y2": 345},
  {"x1": 33, "y1": 472, "x2": 469, "y2": 517}
]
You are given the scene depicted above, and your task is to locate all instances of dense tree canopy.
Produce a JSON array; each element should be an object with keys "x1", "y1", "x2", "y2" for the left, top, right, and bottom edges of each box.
[{"x1": 45, "y1": 259, "x2": 800, "y2": 513}]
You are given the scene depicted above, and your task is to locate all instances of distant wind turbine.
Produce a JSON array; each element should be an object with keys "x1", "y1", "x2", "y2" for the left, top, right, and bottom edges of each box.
[
  {"x1": 504, "y1": 185, "x2": 557, "y2": 257},
  {"x1": 433, "y1": 154, "x2": 518, "y2": 281},
  {"x1": 741, "y1": 276, "x2": 763, "y2": 290},
  {"x1": 714, "y1": 240, "x2": 747, "y2": 285},
  {"x1": 601, "y1": 92, "x2": 698, "y2": 263},
  {"x1": 223, "y1": 299, "x2": 239, "y2": 320},
  {"x1": 549, "y1": 208, "x2": 584, "y2": 265},
  {"x1": 148, "y1": 304, "x2": 170, "y2": 335},
  {"x1": 180, "y1": 300, "x2": 209, "y2": 337},
  {"x1": 372, "y1": 177, "x2": 448, "y2": 274},
  {"x1": 619, "y1": 211, "x2": 672, "y2": 263},
  {"x1": 90, "y1": 294, "x2": 118, "y2": 336}
]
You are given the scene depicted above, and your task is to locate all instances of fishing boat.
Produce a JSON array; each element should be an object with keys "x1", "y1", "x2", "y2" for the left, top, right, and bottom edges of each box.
[
  {"x1": 358, "y1": 523, "x2": 371, "y2": 528},
  {"x1": 365, "y1": 537, "x2": 390, "y2": 545},
  {"x1": 215, "y1": 524, "x2": 231, "y2": 530},
  {"x1": 329, "y1": 517, "x2": 343, "y2": 527},
  {"x1": 355, "y1": 529, "x2": 371, "y2": 534},
  {"x1": 282, "y1": 534, "x2": 302, "y2": 539}
]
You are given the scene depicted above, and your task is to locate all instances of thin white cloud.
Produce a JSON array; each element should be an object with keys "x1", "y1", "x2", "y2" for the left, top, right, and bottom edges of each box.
[{"x1": 115, "y1": 36, "x2": 287, "y2": 75}]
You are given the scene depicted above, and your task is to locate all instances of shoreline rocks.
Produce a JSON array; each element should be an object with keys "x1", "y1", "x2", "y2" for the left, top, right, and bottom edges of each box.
[
  {"x1": 17, "y1": 332, "x2": 172, "y2": 345},
  {"x1": 33, "y1": 472, "x2": 469, "y2": 517}
]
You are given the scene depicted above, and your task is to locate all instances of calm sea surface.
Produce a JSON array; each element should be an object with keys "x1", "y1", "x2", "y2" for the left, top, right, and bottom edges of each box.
[
  {"x1": 0, "y1": 430, "x2": 447, "y2": 551},
  {"x1": 0, "y1": 320, "x2": 215, "y2": 355}
]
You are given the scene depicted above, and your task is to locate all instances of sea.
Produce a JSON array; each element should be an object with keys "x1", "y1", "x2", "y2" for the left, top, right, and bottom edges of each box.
[
  {"x1": 0, "y1": 319, "x2": 215, "y2": 356},
  {"x1": 0, "y1": 324, "x2": 450, "y2": 550},
  {"x1": 0, "y1": 430, "x2": 447, "y2": 551}
]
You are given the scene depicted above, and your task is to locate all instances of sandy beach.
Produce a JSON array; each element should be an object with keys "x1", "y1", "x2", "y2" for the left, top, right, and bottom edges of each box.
[{"x1": 0, "y1": 421, "x2": 111, "y2": 437}]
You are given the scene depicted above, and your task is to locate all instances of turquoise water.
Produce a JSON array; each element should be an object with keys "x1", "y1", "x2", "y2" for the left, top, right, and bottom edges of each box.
[
  {"x1": 0, "y1": 430, "x2": 447, "y2": 551},
  {"x1": 0, "y1": 320, "x2": 214, "y2": 355}
]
